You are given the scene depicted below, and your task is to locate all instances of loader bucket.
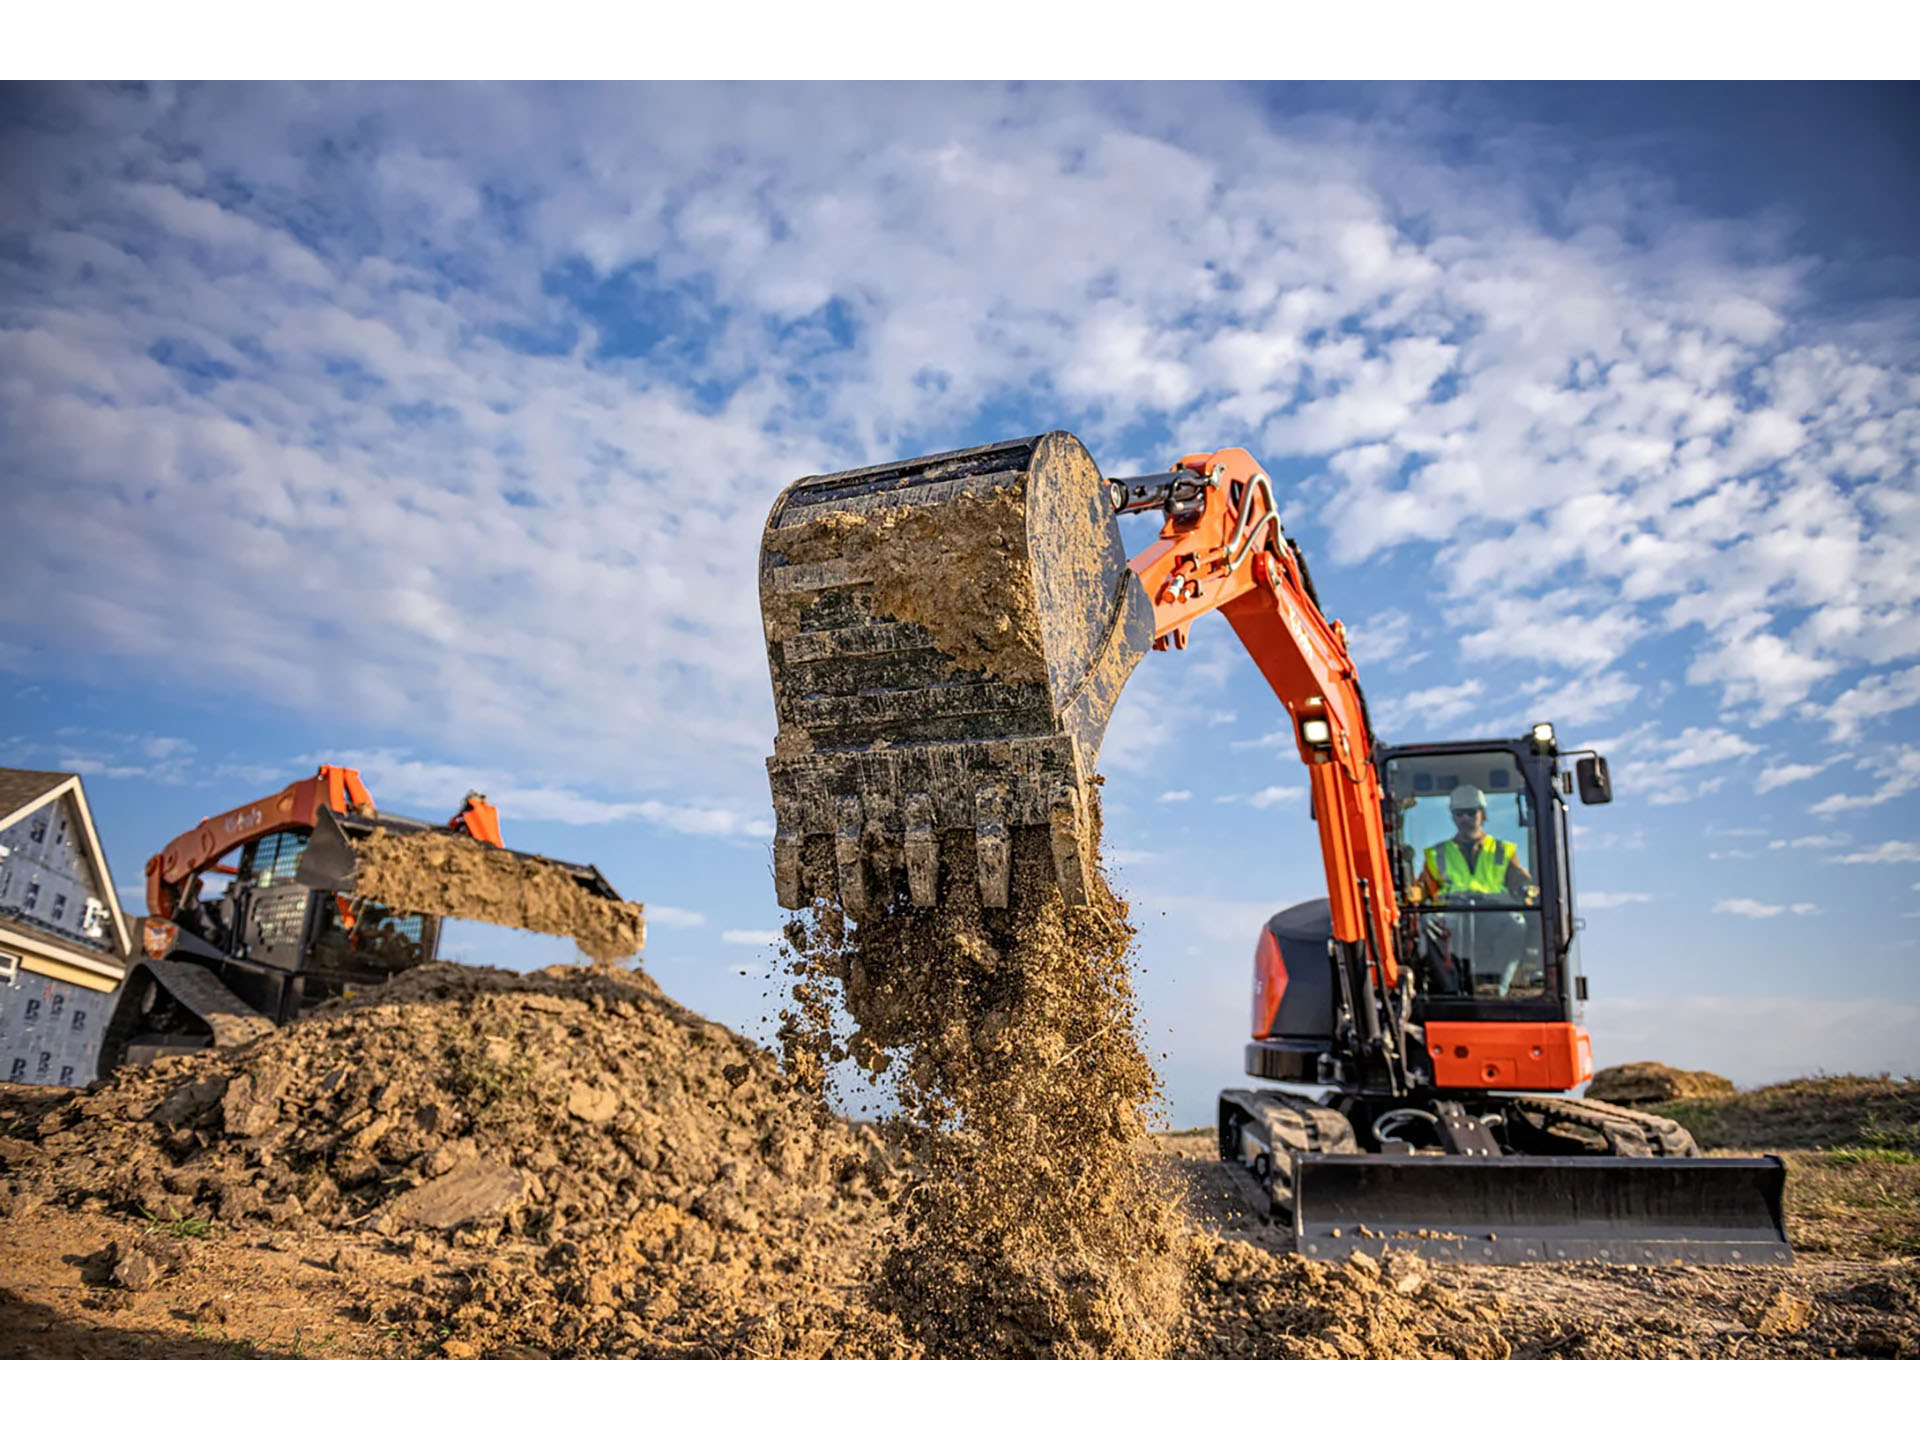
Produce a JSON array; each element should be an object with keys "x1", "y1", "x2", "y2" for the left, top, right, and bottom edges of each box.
[
  {"x1": 1292, "y1": 1153, "x2": 1793, "y2": 1266},
  {"x1": 759, "y1": 432, "x2": 1154, "y2": 912},
  {"x1": 293, "y1": 807, "x2": 645, "y2": 961}
]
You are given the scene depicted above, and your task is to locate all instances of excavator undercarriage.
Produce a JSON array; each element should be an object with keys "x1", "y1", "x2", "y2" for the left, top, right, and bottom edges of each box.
[{"x1": 757, "y1": 430, "x2": 1793, "y2": 1267}]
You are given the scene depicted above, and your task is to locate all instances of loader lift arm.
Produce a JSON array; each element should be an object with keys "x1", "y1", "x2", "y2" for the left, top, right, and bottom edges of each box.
[{"x1": 1113, "y1": 449, "x2": 1409, "y2": 1089}]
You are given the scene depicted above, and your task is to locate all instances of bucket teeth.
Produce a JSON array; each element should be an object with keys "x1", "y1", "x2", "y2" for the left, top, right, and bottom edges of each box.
[
  {"x1": 975, "y1": 786, "x2": 1010, "y2": 909},
  {"x1": 904, "y1": 793, "x2": 939, "y2": 908},
  {"x1": 1048, "y1": 782, "x2": 1090, "y2": 907},
  {"x1": 834, "y1": 795, "x2": 869, "y2": 916}
]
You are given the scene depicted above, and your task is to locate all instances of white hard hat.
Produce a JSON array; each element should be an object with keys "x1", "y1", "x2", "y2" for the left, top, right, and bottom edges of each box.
[{"x1": 1448, "y1": 784, "x2": 1487, "y2": 812}]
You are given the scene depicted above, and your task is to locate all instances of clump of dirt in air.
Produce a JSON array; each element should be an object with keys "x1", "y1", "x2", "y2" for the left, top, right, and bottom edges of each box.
[
  {"x1": 782, "y1": 823, "x2": 1187, "y2": 1358},
  {"x1": 350, "y1": 829, "x2": 645, "y2": 965},
  {"x1": 766, "y1": 490, "x2": 1049, "y2": 687}
]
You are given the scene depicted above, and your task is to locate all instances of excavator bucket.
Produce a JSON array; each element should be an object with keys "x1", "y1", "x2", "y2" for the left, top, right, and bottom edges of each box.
[
  {"x1": 1291, "y1": 1153, "x2": 1793, "y2": 1266},
  {"x1": 759, "y1": 432, "x2": 1155, "y2": 913}
]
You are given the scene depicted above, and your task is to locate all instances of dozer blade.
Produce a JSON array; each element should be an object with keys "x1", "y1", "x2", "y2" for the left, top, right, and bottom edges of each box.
[
  {"x1": 1292, "y1": 1153, "x2": 1793, "y2": 1266},
  {"x1": 759, "y1": 431, "x2": 1154, "y2": 912}
]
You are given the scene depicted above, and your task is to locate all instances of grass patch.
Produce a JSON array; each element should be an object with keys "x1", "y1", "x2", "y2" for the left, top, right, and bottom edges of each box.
[
  {"x1": 1650, "y1": 1074, "x2": 1920, "y2": 1153},
  {"x1": 1783, "y1": 1149, "x2": 1920, "y2": 1258},
  {"x1": 139, "y1": 1206, "x2": 218, "y2": 1240}
]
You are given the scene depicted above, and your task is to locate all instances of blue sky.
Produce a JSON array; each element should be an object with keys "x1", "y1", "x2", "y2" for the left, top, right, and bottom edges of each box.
[{"x1": 3, "y1": 82, "x2": 1916, "y2": 1123}]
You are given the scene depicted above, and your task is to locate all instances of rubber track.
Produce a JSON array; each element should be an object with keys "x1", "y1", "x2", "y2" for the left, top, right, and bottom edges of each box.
[
  {"x1": 1221, "y1": 1089, "x2": 1359, "y2": 1213},
  {"x1": 1512, "y1": 1093, "x2": 1701, "y2": 1157}
]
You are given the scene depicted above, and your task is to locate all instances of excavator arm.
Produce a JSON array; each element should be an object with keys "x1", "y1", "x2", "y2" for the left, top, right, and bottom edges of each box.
[{"x1": 1117, "y1": 447, "x2": 1401, "y2": 992}]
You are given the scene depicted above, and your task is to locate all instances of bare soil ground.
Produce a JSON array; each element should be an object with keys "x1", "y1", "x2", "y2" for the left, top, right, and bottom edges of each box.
[{"x1": 2, "y1": 972, "x2": 1914, "y2": 1360}]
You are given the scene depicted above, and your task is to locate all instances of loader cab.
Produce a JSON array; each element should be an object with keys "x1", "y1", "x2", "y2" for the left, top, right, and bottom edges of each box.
[
  {"x1": 173, "y1": 826, "x2": 441, "y2": 1023},
  {"x1": 1379, "y1": 726, "x2": 1597, "y2": 1026}
]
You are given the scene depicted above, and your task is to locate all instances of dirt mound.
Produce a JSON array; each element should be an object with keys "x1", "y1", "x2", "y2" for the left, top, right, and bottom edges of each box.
[
  {"x1": 1587, "y1": 1061, "x2": 1735, "y2": 1106},
  {"x1": 350, "y1": 831, "x2": 646, "y2": 964},
  {"x1": 783, "y1": 822, "x2": 1187, "y2": 1358},
  {"x1": 1182, "y1": 1239, "x2": 1513, "y2": 1358},
  {"x1": 0, "y1": 963, "x2": 909, "y2": 1357}
]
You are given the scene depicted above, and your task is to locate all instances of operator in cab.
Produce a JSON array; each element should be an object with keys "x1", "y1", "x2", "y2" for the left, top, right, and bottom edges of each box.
[{"x1": 1406, "y1": 784, "x2": 1537, "y2": 904}]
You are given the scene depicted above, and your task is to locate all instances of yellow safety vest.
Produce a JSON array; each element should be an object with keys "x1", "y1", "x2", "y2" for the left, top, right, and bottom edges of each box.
[{"x1": 1425, "y1": 837, "x2": 1516, "y2": 895}]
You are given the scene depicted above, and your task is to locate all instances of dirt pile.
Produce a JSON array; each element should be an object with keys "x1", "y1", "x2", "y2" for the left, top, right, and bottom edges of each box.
[
  {"x1": 1587, "y1": 1061, "x2": 1735, "y2": 1107},
  {"x1": 1183, "y1": 1239, "x2": 1515, "y2": 1358},
  {"x1": 783, "y1": 824, "x2": 1187, "y2": 1358},
  {"x1": 0, "y1": 963, "x2": 909, "y2": 1357},
  {"x1": 350, "y1": 831, "x2": 646, "y2": 964}
]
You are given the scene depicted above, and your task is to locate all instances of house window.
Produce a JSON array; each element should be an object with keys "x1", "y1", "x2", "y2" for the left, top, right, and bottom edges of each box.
[
  {"x1": 50, "y1": 893, "x2": 68, "y2": 922},
  {"x1": 0, "y1": 952, "x2": 17, "y2": 984},
  {"x1": 54, "y1": 819, "x2": 67, "y2": 848},
  {"x1": 23, "y1": 881, "x2": 39, "y2": 911},
  {"x1": 28, "y1": 816, "x2": 46, "y2": 844}
]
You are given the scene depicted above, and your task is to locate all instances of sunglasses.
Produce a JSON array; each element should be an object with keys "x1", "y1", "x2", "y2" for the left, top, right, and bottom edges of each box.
[{"x1": 1451, "y1": 808, "x2": 1482, "y2": 818}]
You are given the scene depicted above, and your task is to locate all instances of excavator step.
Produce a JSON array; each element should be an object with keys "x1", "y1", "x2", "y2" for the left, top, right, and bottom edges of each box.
[{"x1": 1291, "y1": 1153, "x2": 1793, "y2": 1266}]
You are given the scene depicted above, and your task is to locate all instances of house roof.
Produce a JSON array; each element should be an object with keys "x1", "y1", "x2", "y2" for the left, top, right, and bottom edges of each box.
[
  {"x1": 0, "y1": 768, "x2": 133, "y2": 965},
  {"x1": 0, "y1": 768, "x2": 78, "y2": 831}
]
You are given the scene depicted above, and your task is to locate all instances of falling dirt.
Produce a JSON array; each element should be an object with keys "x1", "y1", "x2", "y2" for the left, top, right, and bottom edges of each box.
[
  {"x1": 764, "y1": 489, "x2": 1049, "y2": 687},
  {"x1": 349, "y1": 830, "x2": 645, "y2": 965},
  {"x1": 780, "y1": 821, "x2": 1188, "y2": 1358}
]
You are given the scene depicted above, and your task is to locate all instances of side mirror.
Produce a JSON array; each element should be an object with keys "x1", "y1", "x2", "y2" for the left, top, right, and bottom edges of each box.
[{"x1": 1576, "y1": 755, "x2": 1612, "y2": 805}]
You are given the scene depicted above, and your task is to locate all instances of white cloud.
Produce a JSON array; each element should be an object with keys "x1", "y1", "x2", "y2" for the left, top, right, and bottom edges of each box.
[
  {"x1": 1810, "y1": 745, "x2": 1920, "y2": 816},
  {"x1": 1247, "y1": 785, "x2": 1305, "y2": 810},
  {"x1": 1818, "y1": 665, "x2": 1920, "y2": 742},
  {"x1": 721, "y1": 929, "x2": 780, "y2": 946},
  {"x1": 1606, "y1": 724, "x2": 1763, "y2": 805},
  {"x1": 320, "y1": 750, "x2": 773, "y2": 839},
  {"x1": 1832, "y1": 840, "x2": 1920, "y2": 865},
  {"x1": 1755, "y1": 758, "x2": 1836, "y2": 792},
  {"x1": 1157, "y1": 790, "x2": 1192, "y2": 803},
  {"x1": 1712, "y1": 898, "x2": 1820, "y2": 918},
  {"x1": 646, "y1": 905, "x2": 706, "y2": 929},
  {"x1": 1371, "y1": 678, "x2": 1485, "y2": 734},
  {"x1": 1580, "y1": 891, "x2": 1652, "y2": 909}
]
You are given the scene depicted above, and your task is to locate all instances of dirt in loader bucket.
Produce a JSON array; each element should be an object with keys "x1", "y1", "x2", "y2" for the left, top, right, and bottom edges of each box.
[
  {"x1": 762, "y1": 433, "x2": 1186, "y2": 1356},
  {"x1": 348, "y1": 829, "x2": 646, "y2": 966}
]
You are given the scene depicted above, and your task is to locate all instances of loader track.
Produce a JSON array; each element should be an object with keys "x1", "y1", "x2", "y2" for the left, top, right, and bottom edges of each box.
[{"x1": 1510, "y1": 1093, "x2": 1702, "y2": 1157}]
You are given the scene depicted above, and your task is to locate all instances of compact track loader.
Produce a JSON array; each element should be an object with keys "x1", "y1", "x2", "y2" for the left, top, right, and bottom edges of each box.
[
  {"x1": 100, "y1": 766, "x2": 639, "y2": 1073},
  {"x1": 756, "y1": 431, "x2": 1790, "y2": 1266}
]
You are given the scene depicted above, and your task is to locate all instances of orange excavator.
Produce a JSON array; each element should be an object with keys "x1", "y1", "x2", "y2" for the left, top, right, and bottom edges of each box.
[
  {"x1": 757, "y1": 431, "x2": 1791, "y2": 1266},
  {"x1": 100, "y1": 765, "x2": 630, "y2": 1073}
]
